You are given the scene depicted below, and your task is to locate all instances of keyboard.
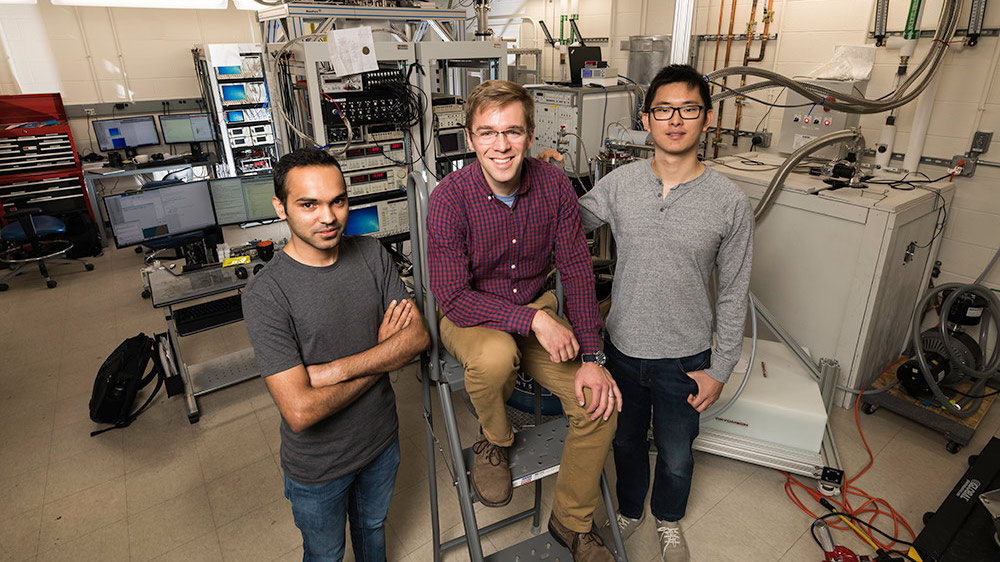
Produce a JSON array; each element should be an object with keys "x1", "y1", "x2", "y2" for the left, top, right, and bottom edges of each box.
[{"x1": 173, "y1": 294, "x2": 243, "y2": 336}]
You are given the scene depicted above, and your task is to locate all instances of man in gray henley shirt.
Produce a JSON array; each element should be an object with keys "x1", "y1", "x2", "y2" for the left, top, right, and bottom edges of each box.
[{"x1": 579, "y1": 65, "x2": 753, "y2": 562}]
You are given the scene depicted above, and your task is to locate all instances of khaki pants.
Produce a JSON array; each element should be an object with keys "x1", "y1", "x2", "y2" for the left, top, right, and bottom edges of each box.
[{"x1": 439, "y1": 291, "x2": 617, "y2": 532}]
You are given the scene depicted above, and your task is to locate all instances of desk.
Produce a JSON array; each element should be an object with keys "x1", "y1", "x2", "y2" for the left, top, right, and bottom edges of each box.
[
  {"x1": 83, "y1": 158, "x2": 217, "y2": 247},
  {"x1": 149, "y1": 263, "x2": 256, "y2": 423}
]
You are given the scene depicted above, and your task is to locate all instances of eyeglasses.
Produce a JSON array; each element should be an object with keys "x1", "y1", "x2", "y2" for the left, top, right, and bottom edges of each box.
[
  {"x1": 649, "y1": 105, "x2": 704, "y2": 121},
  {"x1": 472, "y1": 128, "x2": 527, "y2": 144}
]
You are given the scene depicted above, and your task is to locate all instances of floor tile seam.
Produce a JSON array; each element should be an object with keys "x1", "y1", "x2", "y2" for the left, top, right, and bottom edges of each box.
[
  {"x1": 192, "y1": 422, "x2": 272, "y2": 484},
  {"x1": 35, "y1": 512, "x2": 129, "y2": 557},
  {"x1": 123, "y1": 466, "x2": 204, "y2": 518},
  {"x1": 42, "y1": 454, "x2": 125, "y2": 505},
  {"x1": 203, "y1": 456, "x2": 283, "y2": 529}
]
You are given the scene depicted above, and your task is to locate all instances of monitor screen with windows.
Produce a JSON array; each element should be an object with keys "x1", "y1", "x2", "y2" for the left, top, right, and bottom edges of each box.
[
  {"x1": 103, "y1": 181, "x2": 216, "y2": 248},
  {"x1": 344, "y1": 204, "x2": 380, "y2": 236},
  {"x1": 158, "y1": 113, "x2": 216, "y2": 144},
  {"x1": 209, "y1": 175, "x2": 279, "y2": 226},
  {"x1": 92, "y1": 116, "x2": 160, "y2": 152}
]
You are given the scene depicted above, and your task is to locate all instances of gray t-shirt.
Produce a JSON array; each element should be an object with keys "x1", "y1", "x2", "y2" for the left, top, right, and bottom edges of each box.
[
  {"x1": 242, "y1": 236, "x2": 409, "y2": 484},
  {"x1": 579, "y1": 160, "x2": 754, "y2": 383}
]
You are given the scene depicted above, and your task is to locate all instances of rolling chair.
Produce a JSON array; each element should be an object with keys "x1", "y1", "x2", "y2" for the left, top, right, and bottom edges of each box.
[{"x1": 0, "y1": 207, "x2": 94, "y2": 291}]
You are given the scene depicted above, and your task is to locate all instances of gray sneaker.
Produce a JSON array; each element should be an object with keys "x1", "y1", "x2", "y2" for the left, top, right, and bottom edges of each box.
[
  {"x1": 609, "y1": 511, "x2": 645, "y2": 541},
  {"x1": 656, "y1": 519, "x2": 689, "y2": 562}
]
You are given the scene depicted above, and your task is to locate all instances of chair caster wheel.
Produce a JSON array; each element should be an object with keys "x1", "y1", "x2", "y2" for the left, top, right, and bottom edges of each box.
[
  {"x1": 946, "y1": 441, "x2": 962, "y2": 454},
  {"x1": 141, "y1": 289, "x2": 151, "y2": 299},
  {"x1": 46, "y1": 280, "x2": 57, "y2": 289},
  {"x1": 861, "y1": 403, "x2": 879, "y2": 415},
  {"x1": 85, "y1": 263, "x2": 94, "y2": 271},
  {"x1": 0, "y1": 283, "x2": 7, "y2": 292},
  {"x1": 135, "y1": 247, "x2": 143, "y2": 254}
]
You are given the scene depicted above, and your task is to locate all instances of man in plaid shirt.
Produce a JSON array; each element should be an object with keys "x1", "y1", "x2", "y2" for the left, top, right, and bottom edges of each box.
[{"x1": 427, "y1": 80, "x2": 619, "y2": 562}]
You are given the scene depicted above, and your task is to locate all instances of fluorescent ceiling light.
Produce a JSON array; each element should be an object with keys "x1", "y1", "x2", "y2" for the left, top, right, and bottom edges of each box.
[{"x1": 50, "y1": 0, "x2": 226, "y2": 8}]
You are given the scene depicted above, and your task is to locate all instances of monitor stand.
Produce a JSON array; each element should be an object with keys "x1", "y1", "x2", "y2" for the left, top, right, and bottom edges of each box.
[
  {"x1": 124, "y1": 147, "x2": 138, "y2": 161},
  {"x1": 189, "y1": 142, "x2": 204, "y2": 161}
]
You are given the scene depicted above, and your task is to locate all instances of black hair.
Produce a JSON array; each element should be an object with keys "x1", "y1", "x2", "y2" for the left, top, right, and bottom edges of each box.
[
  {"x1": 272, "y1": 148, "x2": 342, "y2": 204},
  {"x1": 644, "y1": 64, "x2": 713, "y2": 113}
]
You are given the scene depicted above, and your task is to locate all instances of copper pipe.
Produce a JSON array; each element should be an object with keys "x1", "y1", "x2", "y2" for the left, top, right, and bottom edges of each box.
[
  {"x1": 732, "y1": 0, "x2": 760, "y2": 145},
  {"x1": 713, "y1": 0, "x2": 739, "y2": 158},
  {"x1": 747, "y1": 0, "x2": 775, "y2": 63},
  {"x1": 704, "y1": 0, "x2": 727, "y2": 159}
]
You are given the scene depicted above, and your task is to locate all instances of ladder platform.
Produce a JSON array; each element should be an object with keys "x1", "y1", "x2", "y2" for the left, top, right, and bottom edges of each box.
[
  {"x1": 484, "y1": 531, "x2": 572, "y2": 561},
  {"x1": 462, "y1": 418, "x2": 569, "y2": 498}
]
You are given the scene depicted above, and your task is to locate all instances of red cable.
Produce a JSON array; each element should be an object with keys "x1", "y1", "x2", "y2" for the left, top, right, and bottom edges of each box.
[{"x1": 777, "y1": 357, "x2": 916, "y2": 552}]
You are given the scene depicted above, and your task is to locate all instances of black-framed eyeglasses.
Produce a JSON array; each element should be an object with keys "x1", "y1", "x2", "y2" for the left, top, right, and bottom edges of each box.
[{"x1": 649, "y1": 105, "x2": 704, "y2": 121}]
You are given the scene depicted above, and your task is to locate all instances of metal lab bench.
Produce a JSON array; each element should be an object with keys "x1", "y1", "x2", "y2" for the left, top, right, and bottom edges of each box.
[{"x1": 148, "y1": 263, "x2": 257, "y2": 423}]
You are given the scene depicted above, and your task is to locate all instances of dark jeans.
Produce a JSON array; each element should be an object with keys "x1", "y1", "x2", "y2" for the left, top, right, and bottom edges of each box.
[
  {"x1": 283, "y1": 437, "x2": 400, "y2": 562},
  {"x1": 606, "y1": 336, "x2": 710, "y2": 523}
]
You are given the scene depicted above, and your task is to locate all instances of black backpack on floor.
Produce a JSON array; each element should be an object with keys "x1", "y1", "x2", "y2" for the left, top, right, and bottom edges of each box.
[{"x1": 89, "y1": 333, "x2": 165, "y2": 436}]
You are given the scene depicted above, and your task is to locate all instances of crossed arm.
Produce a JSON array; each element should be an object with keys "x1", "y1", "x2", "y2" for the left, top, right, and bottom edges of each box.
[{"x1": 264, "y1": 300, "x2": 429, "y2": 432}]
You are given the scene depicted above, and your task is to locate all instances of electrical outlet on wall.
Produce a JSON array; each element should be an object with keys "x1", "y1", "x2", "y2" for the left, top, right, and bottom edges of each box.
[{"x1": 84, "y1": 108, "x2": 96, "y2": 116}]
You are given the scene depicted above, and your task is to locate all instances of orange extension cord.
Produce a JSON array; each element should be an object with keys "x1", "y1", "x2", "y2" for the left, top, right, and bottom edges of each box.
[{"x1": 778, "y1": 356, "x2": 917, "y2": 553}]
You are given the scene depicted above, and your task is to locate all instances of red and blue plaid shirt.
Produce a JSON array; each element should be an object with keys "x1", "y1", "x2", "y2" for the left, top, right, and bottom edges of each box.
[{"x1": 427, "y1": 158, "x2": 602, "y2": 354}]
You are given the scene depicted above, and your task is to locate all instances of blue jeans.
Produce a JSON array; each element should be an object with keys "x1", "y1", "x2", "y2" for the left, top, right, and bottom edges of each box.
[
  {"x1": 606, "y1": 337, "x2": 710, "y2": 523},
  {"x1": 283, "y1": 437, "x2": 400, "y2": 562}
]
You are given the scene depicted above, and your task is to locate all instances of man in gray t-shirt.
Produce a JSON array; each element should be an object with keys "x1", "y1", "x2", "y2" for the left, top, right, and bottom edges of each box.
[{"x1": 242, "y1": 148, "x2": 428, "y2": 561}]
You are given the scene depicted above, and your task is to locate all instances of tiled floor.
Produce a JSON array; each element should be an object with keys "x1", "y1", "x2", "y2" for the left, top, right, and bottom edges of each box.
[{"x1": 2, "y1": 246, "x2": 999, "y2": 562}]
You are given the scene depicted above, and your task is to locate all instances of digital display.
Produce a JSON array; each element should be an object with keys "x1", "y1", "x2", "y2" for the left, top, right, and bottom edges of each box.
[
  {"x1": 346, "y1": 148, "x2": 365, "y2": 158},
  {"x1": 221, "y1": 84, "x2": 246, "y2": 102},
  {"x1": 350, "y1": 174, "x2": 369, "y2": 184},
  {"x1": 225, "y1": 110, "x2": 245, "y2": 123},
  {"x1": 159, "y1": 113, "x2": 215, "y2": 144},
  {"x1": 103, "y1": 181, "x2": 216, "y2": 248},
  {"x1": 344, "y1": 205, "x2": 379, "y2": 236},
  {"x1": 389, "y1": 143, "x2": 404, "y2": 150},
  {"x1": 93, "y1": 116, "x2": 160, "y2": 152},
  {"x1": 366, "y1": 146, "x2": 383, "y2": 154},
  {"x1": 371, "y1": 172, "x2": 387, "y2": 181}
]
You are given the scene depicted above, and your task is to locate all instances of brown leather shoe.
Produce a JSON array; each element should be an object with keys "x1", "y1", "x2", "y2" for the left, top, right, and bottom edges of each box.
[
  {"x1": 471, "y1": 427, "x2": 512, "y2": 507},
  {"x1": 548, "y1": 512, "x2": 613, "y2": 562}
]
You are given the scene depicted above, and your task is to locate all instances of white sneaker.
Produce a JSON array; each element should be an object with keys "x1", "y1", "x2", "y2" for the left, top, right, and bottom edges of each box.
[
  {"x1": 656, "y1": 519, "x2": 689, "y2": 562},
  {"x1": 609, "y1": 511, "x2": 645, "y2": 541}
]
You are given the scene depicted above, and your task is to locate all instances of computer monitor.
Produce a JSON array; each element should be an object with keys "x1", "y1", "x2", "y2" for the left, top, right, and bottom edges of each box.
[
  {"x1": 92, "y1": 116, "x2": 160, "y2": 153},
  {"x1": 209, "y1": 175, "x2": 279, "y2": 226},
  {"x1": 158, "y1": 114, "x2": 216, "y2": 144},
  {"x1": 103, "y1": 180, "x2": 217, "y2": 248},
  {"x1": 344, "y1": 204, "x2": 380, "y2": 236}
]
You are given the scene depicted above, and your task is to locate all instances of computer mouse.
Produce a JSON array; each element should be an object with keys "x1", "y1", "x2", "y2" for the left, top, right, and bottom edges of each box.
[{"x1": 235, "y1": 266, "x2": 248, "y2": 280}]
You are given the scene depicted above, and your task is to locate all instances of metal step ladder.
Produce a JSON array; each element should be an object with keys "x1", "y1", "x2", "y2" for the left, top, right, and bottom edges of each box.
[{"x1": 406, "y1": 172, "x2": 627, "y2": 561}]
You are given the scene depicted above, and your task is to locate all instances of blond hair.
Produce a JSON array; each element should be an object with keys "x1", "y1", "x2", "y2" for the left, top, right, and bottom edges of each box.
[{"x1": 464, "y1": 80, "x2": 535, "y2": 133}]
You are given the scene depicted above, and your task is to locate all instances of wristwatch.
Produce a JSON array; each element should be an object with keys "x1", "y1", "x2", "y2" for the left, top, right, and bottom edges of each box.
[{"x1": 581, "y1": 350, "x2": 607, "y2": 367}]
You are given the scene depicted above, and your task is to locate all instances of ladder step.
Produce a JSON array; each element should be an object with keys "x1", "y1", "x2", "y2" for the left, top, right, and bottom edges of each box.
[
  {"x1": 462, "y1": 418, "x2": 569, "y2": 497},
  {"x1": 439, "y1": 350, "x2": 465, "y2": 390},
  {"x1": 484, "y1": 531, "x2": 572, "y2": 561}
]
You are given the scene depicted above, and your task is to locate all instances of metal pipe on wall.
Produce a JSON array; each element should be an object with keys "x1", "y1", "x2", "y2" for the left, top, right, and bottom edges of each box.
[
  {"x1": 712, "y1": 0, "x2": 739, "y2": 158},
  {"x1": 731, "y1": 0, "x2": 760, "y2": 145},
  {"x1": 703, "y1": 0, "x2": 727, "y2": 159},
  {"x1": 74, "y1": 7, "x2": 104, "y2": 104},
  {"x1": 746, "y1": 0, "x2": 775, "y2": 63}
]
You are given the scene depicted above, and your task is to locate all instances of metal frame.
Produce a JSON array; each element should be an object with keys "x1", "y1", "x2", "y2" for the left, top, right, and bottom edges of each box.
[
  {"x1": 413, "y1": 41, "x2": 508, "y2": 177},
  {"x1": 255, "y1": 3, "x2": 467, "y2": 43}
]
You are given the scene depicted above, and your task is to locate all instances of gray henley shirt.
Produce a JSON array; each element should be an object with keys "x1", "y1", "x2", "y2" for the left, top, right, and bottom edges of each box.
[{"x1": 579, "y1": 159, "x2": 754, "y2": 383}]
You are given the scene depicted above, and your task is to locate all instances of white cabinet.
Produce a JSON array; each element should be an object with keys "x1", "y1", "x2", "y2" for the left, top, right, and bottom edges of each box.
[{"x1": 709, "y1": 153, "x2": 954, "y2": 407}]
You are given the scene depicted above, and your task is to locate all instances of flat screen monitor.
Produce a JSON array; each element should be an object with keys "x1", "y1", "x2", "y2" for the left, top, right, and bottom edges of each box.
[
  {"x1": 209, "y1": 175, "x2": 279, "y2": 226},
  {"x1": 344, "y1": 204, "x2": 380, "y2": 236},
  {"x1": 103, "y1": 180, "x2": 216, "y2": 248},
  {"x1": 92, "y1": 116, "x2": 160, "y2": 152},
  {"x1": 158, "y1": 113, "x2": 216, "y2": 144}
]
